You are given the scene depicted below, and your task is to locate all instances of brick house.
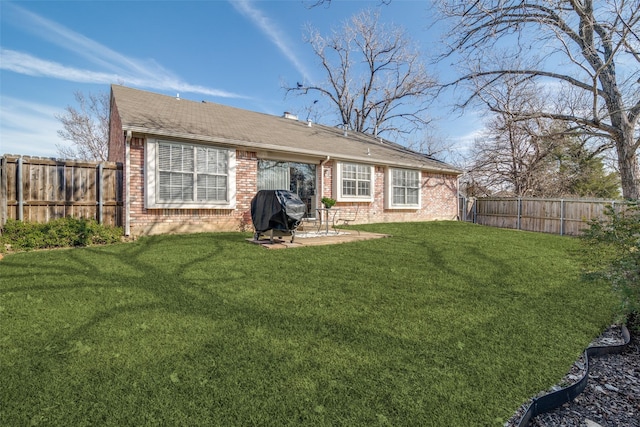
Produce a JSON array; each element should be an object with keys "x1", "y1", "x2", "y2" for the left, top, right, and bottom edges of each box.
[{"x1": 108, "y1": 85, "x2": 461, "y2": 236}]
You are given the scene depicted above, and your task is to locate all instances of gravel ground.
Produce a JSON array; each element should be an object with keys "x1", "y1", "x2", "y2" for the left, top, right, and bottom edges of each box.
[{"x1": 506, "y1": 326, "x2": 640, "y2": 427}]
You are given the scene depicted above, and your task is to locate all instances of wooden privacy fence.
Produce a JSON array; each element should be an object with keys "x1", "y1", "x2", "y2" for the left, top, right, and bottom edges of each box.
[
  {"x1": 0, "y1": 155, "x2": 123, "y2": 228},
  {"x1": 459, "y1": 196, "x2": 626, "y2": 236}
]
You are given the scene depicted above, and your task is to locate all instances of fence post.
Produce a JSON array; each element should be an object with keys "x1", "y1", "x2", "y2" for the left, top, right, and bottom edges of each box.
[
  {"x1": 463, "y1": 196, "x2": 471, "y2": 222},
  {"x1": 463, "y1": 196, "x2": 467, "y2": 222},
  {"x1": 517, "y1": 197, "x2": 522, "y2": 230},
  {"x1": 97, "y1": 163, "x2": 104, "y2": 224},
  {"x1": 17, "y1": 157, "x2": 23, "y2": 221},
  {"x1": 0, "y1": 156, "x2": 6, "y2": 227},
  {"x1": 473, "y1": 198, "x2": 477, "y2": 224},
  {"x1": 560, "y1": 199, "x2": 565, "y2": 236}
]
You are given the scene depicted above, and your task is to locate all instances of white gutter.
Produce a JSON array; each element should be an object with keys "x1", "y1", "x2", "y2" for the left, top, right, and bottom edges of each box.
[{"x1": 124, "y1": 130, "x2": 132, "y2": 236}]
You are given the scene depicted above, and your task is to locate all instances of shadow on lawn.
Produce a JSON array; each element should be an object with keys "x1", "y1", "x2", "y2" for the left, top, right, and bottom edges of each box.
[
  {"x1": 1, "y1": 229, "x2": 589, "y2": 358},
  {"x1": 2, "y1": 234, "x2": 479, "y2": 423},
  {"x1": 0, "y1": 227, "x2": 604, "y2": 425}
]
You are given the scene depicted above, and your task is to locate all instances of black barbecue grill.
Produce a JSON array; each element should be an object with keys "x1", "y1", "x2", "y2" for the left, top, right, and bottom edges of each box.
[{"x1": 251, "y1": 190, "x2": 307, "y2": 243}]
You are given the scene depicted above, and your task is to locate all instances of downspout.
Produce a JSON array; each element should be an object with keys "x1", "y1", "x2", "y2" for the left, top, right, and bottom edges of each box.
[
  {"x1": 457, "y1": 174, "x2": 461, "y2": 221},
  {"x1": 124, "y1": 130, "x2": 132, "y2": 236},
  {"x1": 319, "y1": 156, "x2": 330, "y2": 204}
]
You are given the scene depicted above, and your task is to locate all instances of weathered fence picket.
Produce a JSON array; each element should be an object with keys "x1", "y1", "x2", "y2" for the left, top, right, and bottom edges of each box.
[
  {"x1": 459, "y1": 196, "x2": 625, "y2": 236},
  {"x1": 0, "y1": 155, "x2": 123, "y2": 228}
]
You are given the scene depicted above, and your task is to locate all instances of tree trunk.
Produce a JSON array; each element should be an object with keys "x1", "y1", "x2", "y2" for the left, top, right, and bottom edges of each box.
[{"x1": 617, "y1": 128, "x2": 640, "y2": 200}]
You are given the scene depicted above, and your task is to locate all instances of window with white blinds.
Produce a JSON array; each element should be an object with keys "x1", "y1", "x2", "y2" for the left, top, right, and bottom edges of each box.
[
  {"x1": 146, "y1": 139, "x2": 236, "y2": 209},
  {"x1": 157, "y1": 142, "x2": 228, "y2": 202},
  {"x1": 257, "y1": 160, "x2": 289, "y2": 190},
  {"x1": 387, "y1": 168, "x2": 421, "y2": 208},
  {"x1": 158, "y1": 143, "x2": 195, "y2": 201},
  {"x1": 342, "y1": 163, "x2": 371, "y2": 197},
  {"x1": 195, "y1": 146, "x2": 228, "y2": 201},
  {"x1": 334, "y1": 162, "x2": 374, "y2": 202}
]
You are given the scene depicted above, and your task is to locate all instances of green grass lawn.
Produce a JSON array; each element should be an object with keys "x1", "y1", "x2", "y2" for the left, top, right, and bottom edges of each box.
[{"x1": 0, "y1": 221, "x2": 616, "y2": 426}]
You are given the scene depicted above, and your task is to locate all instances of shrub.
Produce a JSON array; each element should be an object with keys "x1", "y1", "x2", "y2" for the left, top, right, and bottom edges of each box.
[
  {"x1": 321, "y1": 197, "x2": 336, "y2": 208},
  {"x1": 582, "y1": 201, "x2": 640, "y2": 331},
  {"x1": 0, "y1": 217, "x2": 122, "y2": 252}
]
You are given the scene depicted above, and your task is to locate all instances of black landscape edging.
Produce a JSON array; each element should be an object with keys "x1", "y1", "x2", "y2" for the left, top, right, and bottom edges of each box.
[{"x1": 516, "y1": 325, "x2": 631, "y2": 427}]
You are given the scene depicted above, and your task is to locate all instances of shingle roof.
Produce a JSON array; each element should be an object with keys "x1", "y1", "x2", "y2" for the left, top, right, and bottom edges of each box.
[{"x1": 111, "y1": 85, "x2": 461, "y2": 174}]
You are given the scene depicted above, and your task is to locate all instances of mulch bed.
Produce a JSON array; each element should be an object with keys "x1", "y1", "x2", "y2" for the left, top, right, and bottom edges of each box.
[{"x1": 506, "y1": 326, "x2": 640, "y2": 427}]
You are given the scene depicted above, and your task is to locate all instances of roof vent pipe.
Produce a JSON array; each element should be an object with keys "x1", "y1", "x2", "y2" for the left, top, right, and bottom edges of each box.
[{"x1": 343, "y1": 124, "x2": 348, "y2": 137}]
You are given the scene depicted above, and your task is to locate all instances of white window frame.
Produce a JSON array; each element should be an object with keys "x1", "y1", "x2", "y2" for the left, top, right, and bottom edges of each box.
[
  {"x1": 145, "y1": 139, "x2": 236, "y2": 209},
  {"x1": 333, "y1": 162, "x2": 374, "y2": 202},
  {"x1": 385, "y1": 167, "x2": 421, "y2": 209}
]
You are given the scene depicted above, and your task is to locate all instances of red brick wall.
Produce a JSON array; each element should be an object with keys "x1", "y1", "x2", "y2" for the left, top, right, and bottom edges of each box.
[
  {"x1": 331, "y1": 167, "x2": 458, "y2": 224},
  {"x1": 236, "y1": 151, "x2": 258, "y2": 231},
  {"x1": 124, "y1": 141, "x2": 458, "y2": 236},
  {"x1": 127, "y1": 143, "x2": 259, "y2": 236},
  {"x1": 421, "y1": 172, "x2": 459, "y2": 219},
  {"x1": 320, "y1": 159, "x2": 333, "y2": 199}
]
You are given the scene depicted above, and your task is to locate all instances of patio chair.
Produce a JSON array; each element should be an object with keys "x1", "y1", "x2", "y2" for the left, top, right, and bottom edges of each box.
[
  {"x1": 298, "y1": 215, "x2": 320, "y2": 233},
  {"x1": 333, "y1": 205, "x2": 360, "y2": 235}
]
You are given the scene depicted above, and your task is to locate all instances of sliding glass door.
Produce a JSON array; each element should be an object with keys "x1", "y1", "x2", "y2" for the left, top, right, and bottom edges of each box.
[{"x1": 257, "y1": 160, "x2": 317, "y2": 216}]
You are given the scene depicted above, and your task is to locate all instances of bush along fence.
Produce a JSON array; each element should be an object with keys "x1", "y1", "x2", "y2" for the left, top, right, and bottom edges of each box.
[
  {"x1": 0, "y1": 155, "x2": 123, "y2": 228},
  {"x1": 459, "y1": 197, "x2": 628, "y2": 236}
]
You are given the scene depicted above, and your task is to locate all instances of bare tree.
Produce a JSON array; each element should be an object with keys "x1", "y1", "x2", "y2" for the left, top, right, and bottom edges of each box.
[
  {"x1": 465, "y1": 77, "x2": 578, "y2": 197},
  {"x1": 467, "y1": 118, "x2": 561, "y2": 197},
  {"x1": 56, "y1": 90, "x2": 109, "y2": 161},
  {"x1": 405, "y1": 127, "x2": 461, "y2": 161},
  {"x1": 287, "y1": 9, "x2": 438, "y2": 143},
  {"x1": 438, "y1": 0, "x2": 640, "y2": 199},
  {"x1": 467, "y1": 87, "x2": 620, "y2": 198}
]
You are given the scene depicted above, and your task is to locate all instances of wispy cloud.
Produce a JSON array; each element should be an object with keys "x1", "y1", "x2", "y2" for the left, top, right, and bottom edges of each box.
[
  {"x1": 439, "y1": 107, "x2": 486, "y2": 158},
  {"x1": 1, "y1": 49, "x2": 120, "y2": 84},
  {"x1": 231, "y1": 0, "x2": 313, "y2": 83},
  {"x1": 456, "y1": 128, "x2": 484, "y2": 149},
  {"x1": 0, "y1": 96, "x2": 62, "y2": 156},
  {"x1": 0, "y1": 3, "x2": 247, "y2": 99},
  {"x1": 0, "y1": 49, "x2": 245, "y2": 98}
]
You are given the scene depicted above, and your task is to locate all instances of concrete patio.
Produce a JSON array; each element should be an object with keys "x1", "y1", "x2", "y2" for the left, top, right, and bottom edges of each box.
[{"x1": 248, "y1": 230, "x2": 390, "y2": 249}]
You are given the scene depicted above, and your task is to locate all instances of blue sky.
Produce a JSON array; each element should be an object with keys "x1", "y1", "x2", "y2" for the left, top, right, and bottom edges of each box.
[{"x1": 0, "y1": 0, "x2": 482, "y2": 160}]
